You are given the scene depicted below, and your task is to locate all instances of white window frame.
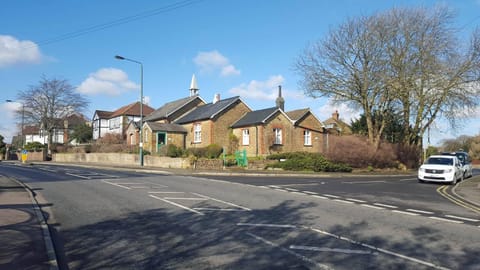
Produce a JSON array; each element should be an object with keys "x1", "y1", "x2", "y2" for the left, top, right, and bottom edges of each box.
[
  {"x1": 242, "y1": 129, "x2": 250, "y2": 145},
  {"x1": 193, "y1": 123, "x2": 202, "y2": 143},
  {"x1": 273, "y1": 128, "x2": 282, "y2": 145},
  {"x1": 304, "y1": 129, "x2": 312, "y2": 146}
]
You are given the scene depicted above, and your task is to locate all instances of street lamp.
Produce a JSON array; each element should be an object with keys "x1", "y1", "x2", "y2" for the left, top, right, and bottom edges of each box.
[
  {"x1": 6, "y1": 99, "x2": 25, "y2": 148},
  {"x1": 115, "y1": 55, "x2": 144, "y2": 166}
]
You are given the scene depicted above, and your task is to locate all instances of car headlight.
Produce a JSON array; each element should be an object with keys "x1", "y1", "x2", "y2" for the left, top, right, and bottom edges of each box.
[
  {"x1": 445, "y1": 168, "x2": 453, "y2": 173},
  {"x1": 419, "y1": 167, "x2": 425, "y2": 172}
]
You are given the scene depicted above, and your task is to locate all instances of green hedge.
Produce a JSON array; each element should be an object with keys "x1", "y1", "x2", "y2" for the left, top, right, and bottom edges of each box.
[{"x1": 266, "y1": 152, "x2": 352, "y2": 172}]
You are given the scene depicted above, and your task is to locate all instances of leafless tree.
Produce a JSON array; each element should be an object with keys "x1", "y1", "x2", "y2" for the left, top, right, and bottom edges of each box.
[
  {"x1": 295, "y1": 6, "x2": 480, "y2": 149},
  {"x1": 16, "y1": 76, "x2": 89, "y2": 152}
]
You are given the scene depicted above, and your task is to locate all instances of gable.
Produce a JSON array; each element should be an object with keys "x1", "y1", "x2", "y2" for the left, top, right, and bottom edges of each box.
[
  {"x1": 175, "y1": 96, "x2": 243, "y2": 124},
  {"x1": 144, "y1": 96, "x2": 206, "y2": 122}
]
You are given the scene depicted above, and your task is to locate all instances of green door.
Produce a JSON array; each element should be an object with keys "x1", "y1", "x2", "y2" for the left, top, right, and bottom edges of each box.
[{"x1": 157, "y1": 132, "x2": 166, "y2": 152}]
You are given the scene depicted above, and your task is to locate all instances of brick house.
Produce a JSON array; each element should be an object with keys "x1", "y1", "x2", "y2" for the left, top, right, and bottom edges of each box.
[
  {"x1": 174, "y1": 95, "x2": 252, "y2": 149},
  {"x1": 323, "y1": 110, "x2": 352, "y2": 135}
]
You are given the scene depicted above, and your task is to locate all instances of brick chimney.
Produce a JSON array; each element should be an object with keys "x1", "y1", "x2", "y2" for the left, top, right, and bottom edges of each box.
[{"x1": 332, "y1": 110, "x2": 339, "y2": 120}]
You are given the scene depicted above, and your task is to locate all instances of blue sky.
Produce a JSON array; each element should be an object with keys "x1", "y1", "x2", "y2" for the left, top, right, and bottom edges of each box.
[{"x1": 1, "y1": 0, "x2": 479, "y2": 146}]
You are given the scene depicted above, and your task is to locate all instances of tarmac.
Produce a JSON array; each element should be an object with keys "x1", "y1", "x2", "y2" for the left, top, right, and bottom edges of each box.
[{"x1": 0, "y1": 161, "x2": 479, "y2": 270}]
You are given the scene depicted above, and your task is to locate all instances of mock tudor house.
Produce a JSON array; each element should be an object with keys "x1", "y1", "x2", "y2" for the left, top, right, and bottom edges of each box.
[{"x1": 92, "y1": 101, "x2": 154, "y2": 141}]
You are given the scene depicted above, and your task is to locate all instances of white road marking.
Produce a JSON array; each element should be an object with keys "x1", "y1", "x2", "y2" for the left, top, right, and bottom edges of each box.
[
  {"x1": 66, "y1": 173, "x2": 90, "y2": 179},
  {"x1": 428, "y1": 216, "x2": 463, "y2": 224},
  {"x1": 246, "y1": 233, "x2": 330, "y2": 270},
  {"x1": 38, "y1": 167, "x2": 57, "y2": 172},
  {"x1": 343, "y1": 180, "x2": 386, "y2": 184},
  {"x1": 149, "y1": 195, "x2": 204, "y2": 215},
  {"x1": 271, "y1": 183, "x2": 320, "y2": 187},
  {"x1": 268, "y1": 185, "x2": 281, "y2": 188},
  {"x1": 312, "y1": 195, "x2": 328, "y2": 200},
  {"x1": 444, "y1": 215, "x2": 480, "y2": 222},
  {"x1": 333, "y1": 199, "x2": 354, "y2": 204},
  {"x1": 323, "y1": 194, "x2": 340, "y2": 198},
  {"x1": 406, "y1": 209, "x2": 434, "y2": 215},
  {"x1": 148, "y1": 191, "x2": 184, "y2": 194},
  {"x1": 274, "y1": 189, "x2": 288, "y2": 192},
  {"x1": 101, "y1": 180, "x2": 131, "y2": 190},
  {"x1": 237, "y1": 223, "x2": 297, "y2": 228},
  {"x1": 361, "y1": 204, "x2": 385, "y2": 210},
  {"x1": 129, "y1": 186, "x2": 149, "y2": 189},
  {"x1": 290, "y1": 192, "x2": 306, "y2": 195},
  {"x1": 308, "y1": 227, "x2": 450, "y2": 270},
  {"x1": 290, "y1": 245, "x2": 377, "y2": 255},
  {"x1": 285, "y1": 188, "x2": 299, "y2": 191},
  {"x1": 303, "y1": 191, "x2": 318, "y2": 195},
  {"x1": 164, "y1": 197, "x2": 208, "y2": 201},
  {"x1": 399, "y1": 178, "x2": 417, "y2": 181},
  {"x1": 373, "y1": 203, "x2": 398, "y2": 209},
  {"x1": 345, "y1": 198, "x2": 366, "y2": 203},
  {"x1": 392, "y1": 210, "x2": 420, "y2": 216},
  {"x1": 193, "y1": 208, "x2": 248, "y2": 211},
  {"x1": 192, "y1": 192, "x2": 251, "y2": 211}
]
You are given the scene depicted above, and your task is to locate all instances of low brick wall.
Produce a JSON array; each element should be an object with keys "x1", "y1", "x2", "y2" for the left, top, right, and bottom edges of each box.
[
  {"x1": 53, "y1": 153, "x2": 191, "y2": 169},
  {"x1": 195, "y1": 159, "x2": 223, "y2": 170}
]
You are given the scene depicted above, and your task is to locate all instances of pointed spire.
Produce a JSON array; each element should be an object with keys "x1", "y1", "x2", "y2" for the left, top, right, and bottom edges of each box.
[
  {"x1": 276, "y1": 85, "x2": 285, "y2": 111},
  {"x1": 189, "y1": 74, "x2": 199, "y2": 97}
]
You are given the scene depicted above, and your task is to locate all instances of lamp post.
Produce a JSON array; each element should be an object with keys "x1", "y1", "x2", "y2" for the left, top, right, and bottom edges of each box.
[
  {"x1": 115, "y1": 55, "x2": 144, "y2": 166},
  {"x1": 6, "y1": 99, "x2": 25, "y2": 148}
]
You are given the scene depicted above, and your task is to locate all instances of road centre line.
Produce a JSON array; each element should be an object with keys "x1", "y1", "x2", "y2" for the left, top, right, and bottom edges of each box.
[
  {"x1": 444, "y1": 215, "x2": 480, "y2": 222},
  {"x1": 307, "y1": 227, "x2": 450, "y2": 270},
  {"x1": 391, "y1": 210, "x2": 420, "y2": 216},
  {"x1": 437, "y1": 185, "x2": 480, "y2": 214},
  {"x1": 406, "y1": 209, "x2": 434, "y2": 214},
  {"x1": 193, "y1": 208, "x2": 247, "y2": 211},
  {"x1": 323, "y1": 194, "x2": 340, "y2": 198},
  {"x1": 101, "y1": 180, "x2": 131, "y2": 190},
  {"x1": 246, "y1": 232, "x2": 330, "y2": 270},
  {"x1": 289, "y1": 245, "x2": 377, "y2": 255},
  {"x1": 149, "y1": 194, "x2": 204, "y2": 215},
  {"x1": 428, "y1": 216, "x2": 463, "y2": 224},
  {"x1": 129, "y1": 186, "x2": 149, "y2": 189},
  {"x1": 345, "y1": 198, "x2": 366, "y2": 203},
  {"x1": 274, "y1": 188, "x2": 288, "y2": 192},
  {"x1": 361, "y1": 204, "x2": 385, "y2": 210},
  {"x1": 373, "y1": 203, "x2": 398, "y2": 209},
  {"x1": 333, "y1": 199, "x2": 354, "y2": 204},
  {"x1": 290, "y1": 191, "x2": 306, "y2": 195},
  {"x1": 343, "y1": 180, "x2": 386, "y2": 184},
  {"x1": 191, "y1": 192, "x2": 251, "y2": 211}
]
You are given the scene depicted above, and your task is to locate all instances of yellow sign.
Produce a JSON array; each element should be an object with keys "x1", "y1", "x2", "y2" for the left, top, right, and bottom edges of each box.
[{"x1": 21, "y1": 151, "x2": 27, "y2": 163}]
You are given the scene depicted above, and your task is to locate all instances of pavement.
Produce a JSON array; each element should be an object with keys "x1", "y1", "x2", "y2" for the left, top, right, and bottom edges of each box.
[{"x1": 0, "y1": 161, "x2": 479, "y2": 270}]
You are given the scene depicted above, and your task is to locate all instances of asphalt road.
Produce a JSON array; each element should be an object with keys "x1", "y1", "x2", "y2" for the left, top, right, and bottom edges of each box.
[{"x1": 1, "y1": 162, "x2": 479, "y2": 270}]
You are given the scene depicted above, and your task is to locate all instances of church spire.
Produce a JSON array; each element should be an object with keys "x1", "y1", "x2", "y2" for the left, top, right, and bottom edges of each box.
[
  {"x1": 276, "y1": 85, "x2": 285, "y2": 111},
  {"x1": 189, "y1": 74, "x2": 199, "y2": 97}
]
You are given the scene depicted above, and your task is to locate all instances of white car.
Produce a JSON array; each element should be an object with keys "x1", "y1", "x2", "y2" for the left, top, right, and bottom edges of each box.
[
  {"x1": 441, "y1": 152, "x2": 473, "y2": 178},
  {"x1": 418, "y1": 155, "x2": 464, "y2": 185}
]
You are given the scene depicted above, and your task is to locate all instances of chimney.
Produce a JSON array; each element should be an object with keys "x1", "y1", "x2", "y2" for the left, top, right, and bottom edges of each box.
[
  {"x1": 275, "y1": 85, "x2": 285, "y2": 111},
  {"x1": 189, "y1": 74, "x2": 199, "y2": 97},
  {"x1": 213, "y1": 93, "x2": 220, "y2": 104},
  {"x1": 332, "y1": 110, "x2": 339, "y2": 120}
]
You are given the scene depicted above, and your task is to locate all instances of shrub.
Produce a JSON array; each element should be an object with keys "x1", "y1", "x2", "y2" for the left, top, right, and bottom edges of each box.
[
  {"x1": 24, "y1": 142, "x2": 45, "y2": 152},
  {"x1": 266, "y1": 151, "x2": 352, "y2": 172},
  {"x1": 206, "y1": 144, "x2": 223, "y2": 158},
  {"x1": 166, "y1": 144, "x2": 184, "y2": 157}
]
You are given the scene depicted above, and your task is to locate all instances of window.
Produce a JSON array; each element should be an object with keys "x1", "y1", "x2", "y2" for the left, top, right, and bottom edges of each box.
[
  {"x1": 242, "y1": 129, "x2": 250, "y2": 145},
  {"x1": 273, "y1": 128, "x2": 282, "y2": 145},
  {"x1": 109, "y1": 117, "x2": 120, "y2": 130},
  {"x1": 193, "y1": 123, "x2": 202, "y2": 143},
  {"x1": 304, "y1": 129, "x2": 312, "y2": 146}
]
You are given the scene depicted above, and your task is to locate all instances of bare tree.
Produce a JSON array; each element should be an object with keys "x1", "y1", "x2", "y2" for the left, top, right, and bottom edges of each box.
[
  {"x1": 295, "y1": 6, "x2": 480, "y2": 149},
  {"x1": 17, "y1": 76, "x2": 89, "y2": 152}
]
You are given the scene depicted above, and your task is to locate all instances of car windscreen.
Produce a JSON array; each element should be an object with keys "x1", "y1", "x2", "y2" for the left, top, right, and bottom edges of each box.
[{"x1": 425, "y1": 157, "x2": 453, "y2": 165}]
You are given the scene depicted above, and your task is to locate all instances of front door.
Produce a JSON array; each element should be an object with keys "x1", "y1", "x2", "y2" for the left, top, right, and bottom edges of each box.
[{"x1": 157, "y1": 132, "x2": 166, "y2": 152}]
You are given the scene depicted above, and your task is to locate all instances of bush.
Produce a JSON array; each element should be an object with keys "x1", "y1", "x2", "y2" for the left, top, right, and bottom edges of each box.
[
  {"x1": 266, "y1": 151, "x2": 352, "y2": 172},
  {"x1": 166, "y1": 144, "x2": 184, "y2": 157},
  {"x1": 187, "y1": 144, "x2": 223, "y2": 159},
  {"x1": 24, "y1": 142, "x2": 45, "y2": 152}
]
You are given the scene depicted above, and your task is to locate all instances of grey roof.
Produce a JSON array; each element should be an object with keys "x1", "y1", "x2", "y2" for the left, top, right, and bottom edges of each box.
[
  {"x1": 146, "y1": 122, "x2": 187, "y2": 133},
  {"x1": 231, "y1": 107, "x2": 280, "y2": 128},
  {"x1": 175, "y1": 96, "x2": 241, "y2": 124},
  {"x1": 286, "y1": 108, "x2": 310, "y2": 122},
  {"x1": 144, "y1": 96, "x2": 204, "y2": 121}
]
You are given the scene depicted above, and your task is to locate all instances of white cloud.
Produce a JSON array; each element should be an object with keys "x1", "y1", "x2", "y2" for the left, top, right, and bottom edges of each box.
[
  {"x1": 193, "y1": 50, "x2": 240, "y2": 77},
  {"x1": 0, "y1": 35, "x2": 42, "y2": 68},
  {"x1": 77, "y1": 68, "x2": 139, "y2": 96},
  {"x1": 0, "y1": 102, "x2": 21, "y2": 143},
  {"x1": 317, "y1": 99, "x2": 361, "y2": 123},
  {"x1": 229, "y1": 75, "x2": 304, "y2": 102}
]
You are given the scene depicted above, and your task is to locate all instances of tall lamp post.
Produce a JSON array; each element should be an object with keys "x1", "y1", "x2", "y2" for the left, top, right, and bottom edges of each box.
[
  {"x1": 115, "y1": 55, "x2": 144, "y2": 166},
  {"x1": 6, "y1": 99, "x2": 25, "y2": 148}
]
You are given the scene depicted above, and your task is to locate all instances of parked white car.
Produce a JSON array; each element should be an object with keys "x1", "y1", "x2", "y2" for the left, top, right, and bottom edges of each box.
[
  {"x1": 418, "y1": 155, "x2": 464, "y2": 185},
  {"x1": 441, "y1": 151, "x2": 473, "y2": 179}
]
